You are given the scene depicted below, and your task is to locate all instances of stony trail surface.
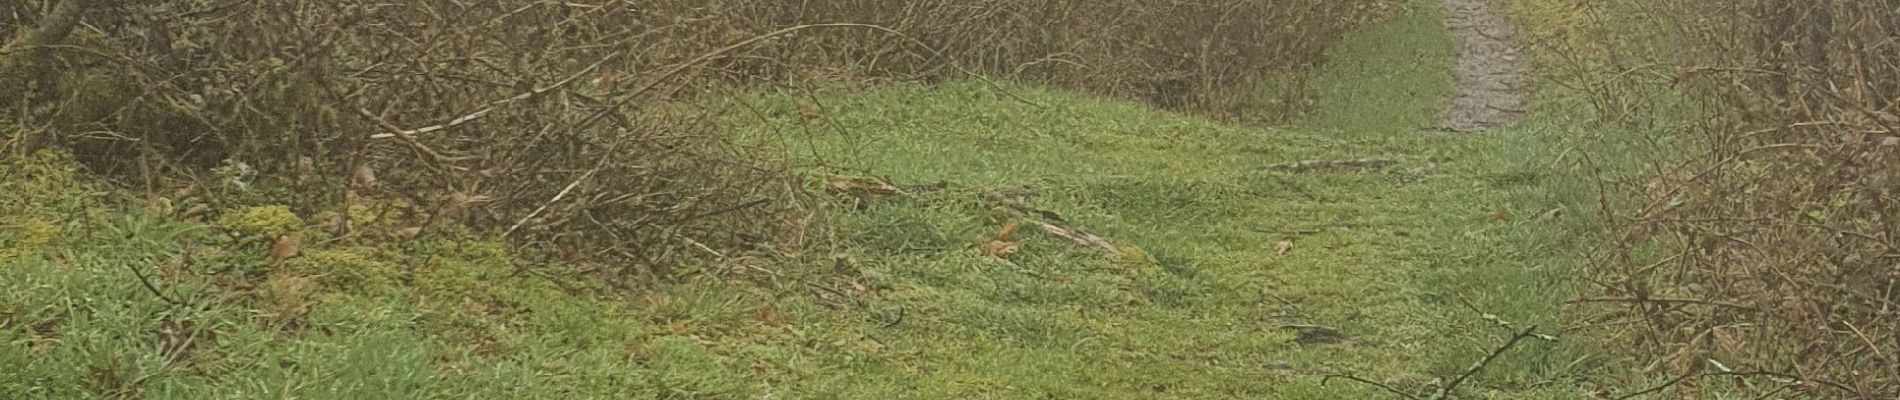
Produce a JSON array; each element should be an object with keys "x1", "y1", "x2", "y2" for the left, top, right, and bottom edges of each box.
[{"x1": 1435, "y1": 0, "x2": 1530, "y2": 132}]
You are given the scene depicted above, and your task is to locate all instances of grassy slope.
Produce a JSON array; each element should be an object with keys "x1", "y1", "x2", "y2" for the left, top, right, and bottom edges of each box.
[
  {"x1": 2, "y1": 2, "x2": 1623, "y2": 399},
  {"x1": 730, "y1": 1, "x2": 1610, "y2": 397}
]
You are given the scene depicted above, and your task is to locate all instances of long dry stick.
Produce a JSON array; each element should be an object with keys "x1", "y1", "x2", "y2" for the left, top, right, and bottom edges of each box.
[
  {"x1": 367, "y1": 51, "x2": 624, "y2": 140},
  {"x1": 126, "y1": 262, "x2": 183, "y2": 306},
  {"x1": 1321, "y1": 374, "x2": 1422, "y2": 400},
  {"x1": 1434, "y1": 325, "x2": 1542, "y2": 399}
]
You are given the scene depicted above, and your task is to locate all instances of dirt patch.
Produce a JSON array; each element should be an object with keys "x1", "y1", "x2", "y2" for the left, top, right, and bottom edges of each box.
[{"x1": 1434, "y1": 0, "x2": 1530, "y2": 132}]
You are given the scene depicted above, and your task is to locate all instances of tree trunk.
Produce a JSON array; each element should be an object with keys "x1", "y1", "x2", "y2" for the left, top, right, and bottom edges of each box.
[
  {"x1": 2, "y1": 0, "x2": 93, "y2": 106},
  {"x1": 1, "y1": 0, "x2": 92, "y2": 153}
]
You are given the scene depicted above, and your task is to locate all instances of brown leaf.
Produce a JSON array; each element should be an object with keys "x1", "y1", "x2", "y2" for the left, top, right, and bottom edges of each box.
[
  {"x1": 268, "y1": 234, "x2": 301, "y2": 266},
  {"x1": 1490, "y1": 211, "x2": 1513, "y2": 223},
  {"x1": 181, "y1": 203, "x2": 209, "y2": 220},
  {"x1": 444, "y1": 192, "x2": 471, "y2": 208},
  {"x1": 1274, "y1": 240, "x2": 1294, "y2": 255},
  {"x1": 442, "y1": 192, "x2": 495, "y2": 211},
  {"x1": 754, "y1": 308, "x2": 790, "y2": 327},
  {"x1": 311, "y1": 211, "x2": 344, "y2": 232},
  {"x1": 825, "y1": 176, "x2": 898, "y2": 196},
  {"x1": 993, "y1": 222, "x2": 1020, "y2": 241},
  {"x1": 397, "y1": 226, "x2": 424, "y2": 240},
  {"x1": 351, "y1": 163, "x2": 377, "y2": 188},
  {"x1": 981, "y1": 240, "x2": 1022, "y2": 259},
  {"x1": 146, "y1": 196, "x2": 174, "y2": 214},
  {"x1": 1538, "y1": 207, "x2": 1565, "y2": 220},
  {"x1": 173, "y1": 185, "x2": 201, "y2": 199},
  {"x1": 797, "y1": 104, "x2": 823, "y2": 122}
]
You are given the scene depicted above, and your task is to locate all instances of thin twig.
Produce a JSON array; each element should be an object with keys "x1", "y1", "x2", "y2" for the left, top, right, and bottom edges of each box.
[
  {"x1": 1436, "y1": 325, "x2": 1541, "y2": 398},
  {"x1": 503, "y1": 159, "x2": 603, "y2": 238},
  {"x1": 126, "y1": 263, "x2": 183, "y2": 306},
  {"x1": 1321, "y1": 374, "x2": 1421, "y2": 400},
  {"x1": 367, "y1": 51, "x2": 624, "y2": 140},
  {"x1": 1567, "y1": 297, "x2": 1753, "y2": 310}
]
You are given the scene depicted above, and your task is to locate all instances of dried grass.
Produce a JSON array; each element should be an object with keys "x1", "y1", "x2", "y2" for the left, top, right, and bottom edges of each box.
[{"x1": 1560, "y1": 0, "x2": 1900, "y2": 396}]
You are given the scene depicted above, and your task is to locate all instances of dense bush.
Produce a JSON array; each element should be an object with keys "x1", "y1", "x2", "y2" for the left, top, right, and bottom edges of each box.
[
  {"x1": 1, "y1": 0, "x2": 1386, "y2": 275},
  {"x1": 1527, "y1": 0, "x2": 1900, "y2": 396}
]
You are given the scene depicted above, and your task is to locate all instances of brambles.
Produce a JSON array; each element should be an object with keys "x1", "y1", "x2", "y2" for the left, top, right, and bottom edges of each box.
[
  {"x1": 1528, "y1": 0, "x2": 1900, "y2": 396},
  {"x1": 2, "y1": 0, "x2": 1388, "y2": 276}
]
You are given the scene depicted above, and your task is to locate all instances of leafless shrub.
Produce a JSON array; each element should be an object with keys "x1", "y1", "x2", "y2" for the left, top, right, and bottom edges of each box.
[{"x1": 1545, "y1": 0, "x2": 1900, "y2": 396}]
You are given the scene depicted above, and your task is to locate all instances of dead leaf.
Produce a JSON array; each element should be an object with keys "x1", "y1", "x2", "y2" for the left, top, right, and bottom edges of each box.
[
  {"x1": 397, "y1": 226, "x2": 424, "y2": 240},
  {"x1": 351, "y1": 163, "x2": 377, "y2": 188},
  {"x1": 146, "y1": 196, "x2": 174, "y2": 214},
  {"x1": 751, "y1": 360, "x2": 771, "y2": 376},
  {"x1": 797, "y1": 104, "x2": 823, "y2": 122},
  {"x1": 1491, "y1": 211, "x2": 1513, "y2": 223},
  {"x1": 994, "y1": 222, "x2": 1020, "y2": 241},
  {"x1": 1538, "y1": 207, "x2": 1565, "y2": 220},
  {"x1": 825, "y1": 176, "x2": 898, "y2": 196},
  {"x1": 181, "y1": 203, "x2": 209, "y2": 220},
  {"x1": 173, "y1": 185, "x2": 201, "y2": 199},
  {"x1": 268, "y1": 234, "x2": 301, "y2": 266},
  {"x1": 982, "y1": 240, "x2": 1021, "y2": 259},
  {"x1": 311, "y1": 211, "x2": 344, "y2": 233},
  {"x1": 442, "y1": 192, "x2": 493, "y2": 211},
  {"x1": 754, "y1": 308, "x2": 789, "y2": 327},
  {"x1": 1274, "y1": 241, "x2": 1294, "y2": 255}
]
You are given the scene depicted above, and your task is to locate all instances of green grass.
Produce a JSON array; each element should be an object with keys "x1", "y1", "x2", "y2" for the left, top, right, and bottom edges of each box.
[
  {"x1": 722, "y1": 2, "x2": 1611, "y2": 397},
  {"x1": 1, "y1": 2, "x2": 1632, "y2": 398}
]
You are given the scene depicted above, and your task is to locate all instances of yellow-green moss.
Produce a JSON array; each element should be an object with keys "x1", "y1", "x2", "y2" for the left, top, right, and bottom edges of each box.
[
  {"x1": 410, "y1": 240, "x2": 517, "y2": 305},
  {"x1": 1, "y1": 150, "x2": 91, "y2": 262},
  {"x1": 1, "y1": 150, "x2": 86, "y2": 209},
  {"x1": 284, "y1": 248, "x2": 401, "y2": 296},
  {"x1": 217, "y1": 205, "x2": 303, "y2": 238},
  {"x1": 1115, "y1": 244, "x2": 1161, "y2": 276},
  {"x1": 0, "y1": 218, "x2": 58, "y2": 262},
  {"x1": 307, "y1": 292, "x2": 397, "y2": 327}
]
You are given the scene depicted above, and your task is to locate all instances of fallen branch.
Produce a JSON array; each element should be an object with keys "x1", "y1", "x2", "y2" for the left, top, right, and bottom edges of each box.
[
  {"x1": 1028, "y1": 219, "x2": 1124, "y2": 257},
  {"x1": 1266, "y1": 158, "x2": 1396, "y2": 173},
  {"x1": 981, "y1": 191, "x2": 1126, "y2": 257},
  {"x1": 126, "y1": 262, "x2": 184, "y2": 306},
  {"x1": 1567, "y1": 297, "x2": 1754, "y2": 310},
  {"x1": 816, "y1": 177, "x2": 1134, "y2": 258}
]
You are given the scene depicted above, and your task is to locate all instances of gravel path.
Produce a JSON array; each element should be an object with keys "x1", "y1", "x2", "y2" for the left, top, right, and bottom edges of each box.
[{"x1": 1434, "y1": 0, "x2": 1530, "y2": 132}]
